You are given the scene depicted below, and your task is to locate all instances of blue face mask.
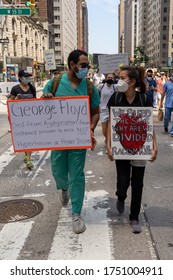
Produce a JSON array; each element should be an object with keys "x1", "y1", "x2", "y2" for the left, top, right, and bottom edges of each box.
[
  {"x1": 11, "y1": 75, "x2": 16, "y2": 81},
  {"x1": 22, "y1": 77, "x2": 30, "y2": 85},
  {"x1": 75, "y1": 68, "x2": 89, "y2": 79}
]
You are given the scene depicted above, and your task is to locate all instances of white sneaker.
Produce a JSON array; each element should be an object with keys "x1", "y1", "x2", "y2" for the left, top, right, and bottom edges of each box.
[
  {"x1": 72, "y1": 214, "x2": 86, "y2": 234},
  {"x1": 60, "y1": 190, "x2": 69, "y2": 207}
]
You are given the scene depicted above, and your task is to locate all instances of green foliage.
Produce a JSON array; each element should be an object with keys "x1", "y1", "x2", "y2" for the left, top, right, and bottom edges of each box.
[{"x1": 133, "y1": 46, "x2": 149, "y2": 66}]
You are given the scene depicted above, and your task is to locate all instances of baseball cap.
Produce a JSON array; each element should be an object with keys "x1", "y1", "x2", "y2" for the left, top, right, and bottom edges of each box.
[{"x1": 18, "y1": 69, "x2": 32, "y2": 77}]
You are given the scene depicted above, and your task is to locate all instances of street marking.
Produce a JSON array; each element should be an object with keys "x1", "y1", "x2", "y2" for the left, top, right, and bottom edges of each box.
[
  {"x1": 48, "y1": 190, "x2": 112, "y2": 260},
  {"x1": 0, "y1": 221, "x2": 34, "y2": 260},
  {"x1": 0, "y1": 146, "x2": 15, "y2": 174}
]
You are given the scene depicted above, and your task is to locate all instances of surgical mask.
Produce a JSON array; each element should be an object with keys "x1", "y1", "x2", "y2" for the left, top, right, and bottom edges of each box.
[
  {"x1": 11, "y1": 75, "x2": 16, "y2": 81},
  {"x1": 106, "y1": 79, "x2": 114, "y2": 85},
  {"x1": 22, "y1": 77, "x2": 30, "y2": 85},
  {"x1": 116, "y1": 79, "x2": 128, "y2": 92},
  {"x1": 147, "y1": 76, "x2": 152, "y2": 81},
  {"x1": 75, "y1": 68, "x2": 89, "y2": 79}
]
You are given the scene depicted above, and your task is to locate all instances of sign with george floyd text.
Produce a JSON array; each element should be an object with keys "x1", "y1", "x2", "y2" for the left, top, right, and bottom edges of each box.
[
  {"x1": 110, "y1": 107, "x2": 153, "y2": 160},
  {"x1": 7, "y1": 97, "x2": 92, "y2": 152}
]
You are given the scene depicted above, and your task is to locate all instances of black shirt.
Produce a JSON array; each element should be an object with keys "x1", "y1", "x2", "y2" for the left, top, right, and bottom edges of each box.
[
  {"x1": 10, "y1": 83, "x2": 36, "y2": 99},
  {"x1": 107, "y1": 91, "x2": 152, "y2": 108}
]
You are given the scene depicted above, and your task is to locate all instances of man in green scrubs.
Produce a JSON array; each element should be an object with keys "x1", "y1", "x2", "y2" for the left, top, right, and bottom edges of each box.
[{"x1": 42, "y1": 50, "x2": 100, "y2": 234}]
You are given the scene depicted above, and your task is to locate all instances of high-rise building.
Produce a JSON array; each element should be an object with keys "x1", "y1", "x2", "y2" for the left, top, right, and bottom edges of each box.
[
  {"x1": 82, "y1": 0, "x2": 88, "y2": 53},
  {"x1": 76, "y1": 0, "x2": 83, "y2": 50},
  {"x1": 119, "y1": 0, "x2": 125, "y2": 53},
  {"x1": 124, "y1": 0, "x2": 138, "y2": 61},
  {"x1": 53, "y1": 0, "x2": 77, "y2": 68}
]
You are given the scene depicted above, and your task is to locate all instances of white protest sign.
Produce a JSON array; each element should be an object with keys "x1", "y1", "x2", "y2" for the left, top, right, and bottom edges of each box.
[
  {"x1": 7, "y1": 97, "x2": 92, "y2": 152},
  {"x1": 98, "y1": 53, "x2": 128, "y2": 74},
  {"x1": 111, "y1": 107, "x2": 153, "y2": 160},
  {"x1": 0, "y1": 82, "x2": 19, "y2": 96},
  {"x1": 44, "y1": 49, "x2": 56, "y2": 70}
]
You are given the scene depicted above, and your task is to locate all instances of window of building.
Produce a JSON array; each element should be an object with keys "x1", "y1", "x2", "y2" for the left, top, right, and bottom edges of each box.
[
  {"x1": 163, "y1": 16, "x2": 167, "y2": 22},
  {"x1": 55, "y1": 42, "x2": 61, "y2": 46},
  {"x1": 162, "y1": 44, "x2": 166, "y2": 49},
  {"x1": 164, "y1": 7, "x2": 167, "y2": 12},
  {"x1": 55, "y1": 33, "x2": 60, "y2": 38},
  {"x1": 163, "y1": 26, "x2": 166, "y2": 30},
  {"x1": 163, "y1": 34, "x2": 166, "y2": 40}
]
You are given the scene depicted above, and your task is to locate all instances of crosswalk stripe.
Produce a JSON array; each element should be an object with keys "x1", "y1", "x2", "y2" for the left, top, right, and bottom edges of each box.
[
  {"x1": 0, "y1": 221, "x2": 34, "y2": 260},
  {"x1": 48, "y1": 190, "x2": 112, "y2": 260},
  {"x1": 0, "y1": 146, "x2": 15, "y2": 174}
]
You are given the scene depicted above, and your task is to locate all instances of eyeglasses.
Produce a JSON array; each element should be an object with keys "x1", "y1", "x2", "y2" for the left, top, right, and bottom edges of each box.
[{"x1": 78, "y1": 63, "x2": 90, "y2": 69}]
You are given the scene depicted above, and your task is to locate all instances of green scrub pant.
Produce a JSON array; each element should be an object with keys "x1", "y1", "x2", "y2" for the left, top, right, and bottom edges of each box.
[{"x1": 51, "y1": 149, "x2": 87, "y2": 214}]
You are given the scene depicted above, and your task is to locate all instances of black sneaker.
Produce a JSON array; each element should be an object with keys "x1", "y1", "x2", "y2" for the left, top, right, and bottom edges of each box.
[
  {"x1": 164, "y1": 127, "x2": 168, "y2": 133},
  {"x1": 116, "y1": 199, "x2": 125, "y2": 214},
  {"x1": 130, "y1": 220, "x2": 142, "y2": 234}
]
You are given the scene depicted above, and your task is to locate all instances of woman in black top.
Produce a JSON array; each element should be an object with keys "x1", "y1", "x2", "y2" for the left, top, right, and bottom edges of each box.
[
  {"x1": 107, "y1": 66, "x2": 158, "y2": 234},
  {"x1": 10, "y1": 69, "x2": 36, "y2": 169}
]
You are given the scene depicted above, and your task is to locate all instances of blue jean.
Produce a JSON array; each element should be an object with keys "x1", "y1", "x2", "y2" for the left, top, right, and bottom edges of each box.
[
  {"x1": 164, "y1": 107, "x2": 173, "y2": 134},
  {"x1": 51, "y1": 149, "x2": 87, "y2": 214}
]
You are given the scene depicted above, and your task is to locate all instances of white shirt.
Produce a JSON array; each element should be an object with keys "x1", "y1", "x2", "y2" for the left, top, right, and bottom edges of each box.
[{"x1": 98, "y1": 83, "x2": 116, "y2": 110}]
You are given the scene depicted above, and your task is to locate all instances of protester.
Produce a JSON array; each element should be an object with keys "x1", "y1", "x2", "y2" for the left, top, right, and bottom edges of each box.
[
  {"x1": 10, "y1": 69, "x2": 36, "y2": 169},
  {"x1": 93, "y1": 69, "x2": 105, "y2": 86},
  {"x1": 98, "y1": 73, "x2": 116, "y2": 151},
  {"x1": 42, "y1": 49, "x2": 100, "y2": 234},
  {"x1": 145, "y1": 69, "x2": 157, "y2": 107},
  {"x1": 106, "y1": 66, "x2": 158, "y2": 234},
  {"x1": 160, "y1": 75, "x2": 173, "y2": 136},
  {"x1": 156, "y1": 72, "x2": 166, "y2": 107}
]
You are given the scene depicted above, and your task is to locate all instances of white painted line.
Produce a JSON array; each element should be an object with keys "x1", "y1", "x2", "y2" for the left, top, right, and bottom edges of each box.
[
  {"x1": 48, "y1": 190, "x2": 112, "y2": 260},
  {"x1": 0, "y1": 146, "x2": 15, "y2": 174},
  {"x1": 0, "y1": 221, "x2": 34, "y2": 260}
]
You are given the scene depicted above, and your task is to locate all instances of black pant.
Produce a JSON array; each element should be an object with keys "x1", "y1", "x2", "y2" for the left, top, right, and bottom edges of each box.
[{"x1": 115, "y1": 160, "x2": 145, "y2": 221}]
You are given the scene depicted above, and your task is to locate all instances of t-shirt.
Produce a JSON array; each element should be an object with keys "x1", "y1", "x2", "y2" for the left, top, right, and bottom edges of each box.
[
  {"x1": 43, "y1": 73, "x2": 100, "y2": 109},
  {"x1": 93, "y1": 73, "x2": 105, "y2": 86},
  {"x1": 163, "y1": 81, "x2": 173, "y2": 108},
  {"x1": 145, "y1": 78, "x2": 157, "y2": 97},
  {"x1": 107, "y1": 91, "x2": 152, "y2": 109},
  {"x1": 98, "y1": 83, "x2": 116, "y2": 110},
  {"x1": 10, "y1": 84, "x2": 36, "y2": 99}
]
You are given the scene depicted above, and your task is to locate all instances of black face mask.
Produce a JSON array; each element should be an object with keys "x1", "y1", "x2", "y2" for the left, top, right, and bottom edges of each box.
[{"x1": 106, "y1": 79, "x2": 114, "y2": 85}]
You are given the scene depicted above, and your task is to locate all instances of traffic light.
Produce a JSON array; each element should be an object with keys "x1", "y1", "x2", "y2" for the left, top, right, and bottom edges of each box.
[{"x1": 25, "y1": 1, "x2": 37, "y2": 9}]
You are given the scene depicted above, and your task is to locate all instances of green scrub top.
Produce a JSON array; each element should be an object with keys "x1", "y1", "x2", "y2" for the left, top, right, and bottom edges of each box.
[{"x1": 42, "y1": 73, "x2": 100, "y2": 108}]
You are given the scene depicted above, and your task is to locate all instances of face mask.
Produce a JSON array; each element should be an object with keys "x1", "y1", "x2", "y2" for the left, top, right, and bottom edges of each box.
[
  {"x1": 22, "y1": 77, "x2": 30, "y2": 85},
  {"x1": 11, "y1": 75, "x2": 16, "y2": 81},
  {"x1": 116, "y1": 79, "x2": 128, "y2": 92},
  {"x1": 147, "y1": 76, "x2": 152, "y2": 81},
  {"x1": 106, "y1": 79, "x2": 114, "y2": 85},
  {"x1": 75, "y1": 68, "x2": 89, "y2": 79}
]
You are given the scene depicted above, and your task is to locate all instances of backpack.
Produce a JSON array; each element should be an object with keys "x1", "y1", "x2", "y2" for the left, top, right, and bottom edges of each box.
[
  {"x1": 114, "y1": 91, "x2": 147, "y2": 106},
  {"x1": 51, "y1": 73, "x2": 94, "y2": 99}
]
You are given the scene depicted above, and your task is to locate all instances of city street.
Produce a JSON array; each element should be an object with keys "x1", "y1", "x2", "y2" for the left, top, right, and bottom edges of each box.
[{"x1": 0, "y1": 97, "x2": 173, "y2": 260}]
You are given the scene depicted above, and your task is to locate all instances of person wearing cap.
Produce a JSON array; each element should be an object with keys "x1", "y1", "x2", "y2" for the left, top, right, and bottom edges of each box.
[
  {"x1": 160, "y1": 75, "x2": 173, "y2": 136},
  {"x1": 145, "y1": 69, "x2": 157, "y2": 107},
  {"x1": 10, "y1": 69, "x2": 36, "y2": 169}
]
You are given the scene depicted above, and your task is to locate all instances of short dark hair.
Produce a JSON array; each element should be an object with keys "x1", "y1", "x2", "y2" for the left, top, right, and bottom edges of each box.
[
  {"x1": 147, "y1": 69, "x2": 153, "y2": 74},
  {"x1": 68, "y1": 49, "x2": 88, "y2": 69}
]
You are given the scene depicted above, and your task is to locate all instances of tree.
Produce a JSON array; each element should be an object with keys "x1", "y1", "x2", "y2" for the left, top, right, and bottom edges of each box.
[{"x1": 133, "y1": 46, "x2": 149, "y2": 66}]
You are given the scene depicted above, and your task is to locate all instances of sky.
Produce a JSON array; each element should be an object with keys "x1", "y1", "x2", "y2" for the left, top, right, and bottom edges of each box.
[{"x1": 87, "y1": 0, "x2": 119, "y2": 54}]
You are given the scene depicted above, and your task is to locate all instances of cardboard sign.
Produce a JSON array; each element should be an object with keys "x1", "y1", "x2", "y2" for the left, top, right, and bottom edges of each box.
[
  {"x1": 0, "y1": 82, "x2": 19, "y2": 96},
  {"x1": 110, "y1": 107, "x2": 153, "y2": 160},
  {"x1": 44, "y1": 49, "x2": 56, "y2": 70},
  {"x1": 7, "y1": 96, "x2": 92, "y2": 152},
  {"x1": 98, "y1": 53, "x2": 128, "y2": 74}
]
